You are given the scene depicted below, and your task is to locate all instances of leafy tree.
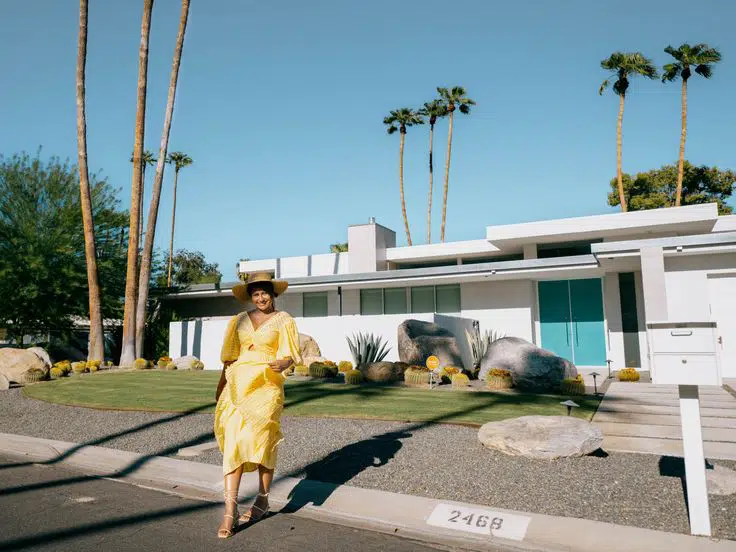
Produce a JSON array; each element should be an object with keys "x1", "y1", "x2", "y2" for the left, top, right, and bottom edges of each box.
[
  {"x1": 156, "y1": 249, "x2": 222, "y2": 288},
  {"x1": 383, "y1": 108, "x2": 425, "y2": 246},
  {"x1": 0, "y1": 152, "x2": 128, "y2": 345},
  {"x1": 662, "y1": 43, "x2": 722, "y2": 207},
  {"x1": 599, "y1": 52, "x2": 658, "y2": 212},
  {"x1": 330, "y1": 243, "x2": 348, "y2": 253},
  {"x1": 607, "y1": 161, "x2": 735, "y2": 214},
  {"x1": 436, "y1": 86, "x2": 475, "y2": 242},
  {"x1": 418, "y1": 99, "x2": 447, "y2": 244}
]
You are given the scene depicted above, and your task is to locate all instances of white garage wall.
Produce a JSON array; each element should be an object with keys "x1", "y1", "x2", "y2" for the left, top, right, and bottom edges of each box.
[
  {"x1": 460, "y1": 280, "x2": 534, "y2": 341},
  {"x1": 665, "y1": 253, "x2": 736, "y2": 320}
]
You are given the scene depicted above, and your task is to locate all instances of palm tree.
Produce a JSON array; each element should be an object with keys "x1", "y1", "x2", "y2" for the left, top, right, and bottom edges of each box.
[
  {"x1": 120, "y1": 0, "x2": 154, "y2": 368},
  {"x1": 135, "y1": 0, "x2": 191, "y2": 358},
  {"x1": 330, "y1": 242, "x2": 348, "y2": 253},
  {"x1": 76, "y1": 0, "x2": 104, "y2": 362},
  {"x1": 599, "y1": 53, "x2": 658, "y2": 212},
  {"x1": 662, "y1": 43, "x2": 722, "y2": 207},
  {"x1": 130, "y1": 149, "x2": 157, "y2": 249},
  {"x1": 436, "y1": 87, "x2": 475, "y2": 242},
  {"x1": 166, "y1": 151, "x2": 193, "y2": 287},
  {"x1": 418, "y1": 99, "x2": 447, "y2": 244},
  {"x1": 383, "y1": 108, "x2": 424, "y2": 246}
]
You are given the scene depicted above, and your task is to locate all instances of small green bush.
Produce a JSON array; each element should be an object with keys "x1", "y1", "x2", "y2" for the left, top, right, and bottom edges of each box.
[{"x1": 344, "y1": 369, "x2": 363, "y2": 384}]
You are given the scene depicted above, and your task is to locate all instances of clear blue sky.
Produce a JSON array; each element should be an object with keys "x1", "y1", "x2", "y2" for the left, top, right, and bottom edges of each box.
[{"x1": 2, "y1": 0, "x2": 734, "y2": 280}]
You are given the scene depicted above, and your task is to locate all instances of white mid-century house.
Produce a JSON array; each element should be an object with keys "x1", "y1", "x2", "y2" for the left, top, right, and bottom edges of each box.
[{"x1": 166, "y1": 203, "x2": 736, "y2": 380}]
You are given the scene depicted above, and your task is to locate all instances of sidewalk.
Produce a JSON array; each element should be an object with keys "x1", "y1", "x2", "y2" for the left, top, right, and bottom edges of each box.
[{"x1": 1, "y1": 432, "x2": 733, "y2": 552}]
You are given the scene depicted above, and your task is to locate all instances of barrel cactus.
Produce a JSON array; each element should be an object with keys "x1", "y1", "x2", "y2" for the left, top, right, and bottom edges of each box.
[
  {"x1": 50, "y1": 367, "x2": 66, "y2": 379},
  {"x1": 344, "y1": 369, "x2": 363, "y2": 385},
  {"x1": 163, "y1": 361, "x2": 177, "y2": 371},
  {"x1": 23, "y1": 369, "x2": 47, "y2": 384},
  {"x1": 309, "y1": 361, "x2": 338, "y2": 378},
  {"x1": 451, "y1": 373, "x2": 470, "y2": 388},
  {"x1": 191, "y1": 360, "x2": 204, "y2": 371},
  {"x1": 618, "y1": 368, "x2": 640, "y2": 382},
  {"x1": 53, "y1": 361, "x2": 72, "y2": 375},
  {"x1": 560, "y1": 374, "x2": 585, "y2": 395},
  {"x1": 404, "y1": 367, "x2": 431, "y2": 386},
  {"x1": 439, "y1": 366, "x2": 460, "y2": 384},
  {"x1": 487, "y1": 368, "x2": 513, "y2": 390},
  {"x1": 71, "y1": 361, "x2": 88, "y2": 374},
  {"x1": 133, "y1": 358, "x2": 148, "y2": 370},
  {"x1": 88, "y1": 360, "x2": 101, "y2": 372},
  {"x1": 294, "y1": 364, "x2": 309, "y2": 376},
  {"x1": 157, "y1": 356, "x2": 173, "y2": 369},
  {"x1": 338, "y1": 360, "x2": 353, "y2": 373}
]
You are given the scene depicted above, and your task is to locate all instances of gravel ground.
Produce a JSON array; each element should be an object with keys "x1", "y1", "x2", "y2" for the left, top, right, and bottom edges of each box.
[{"x1": 2, "y1": 387, "x2": 734, "y2": 540}]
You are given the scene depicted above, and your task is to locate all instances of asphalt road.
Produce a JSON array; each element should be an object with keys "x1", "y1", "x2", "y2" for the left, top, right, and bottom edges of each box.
[{"x1": 0, "y1": 456, "x2": 502, "y2": 552}]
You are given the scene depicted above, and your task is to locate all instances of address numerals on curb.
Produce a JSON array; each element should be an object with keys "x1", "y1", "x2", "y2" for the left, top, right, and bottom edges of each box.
[{"x1": 426, "y1": 503, "x2": 531, "y2": 541}]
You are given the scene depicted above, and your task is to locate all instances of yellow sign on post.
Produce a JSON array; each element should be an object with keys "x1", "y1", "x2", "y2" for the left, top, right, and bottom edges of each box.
[{"x1": 426, "y1": 355, "x2": 439, "y2": 370}]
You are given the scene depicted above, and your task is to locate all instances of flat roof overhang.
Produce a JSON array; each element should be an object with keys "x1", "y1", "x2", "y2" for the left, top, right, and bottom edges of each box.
[
  {"x1": 485, "y1": 203, "x2": 719, "y2": 246},
  {"x1": 164, "y1": 255, "x2": 600, "y2": 298}
]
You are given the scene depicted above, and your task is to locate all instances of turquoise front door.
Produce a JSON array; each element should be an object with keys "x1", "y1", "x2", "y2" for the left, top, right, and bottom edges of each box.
[{"x1": 538, "y1": 278, "x2": 607, "y2": 366}]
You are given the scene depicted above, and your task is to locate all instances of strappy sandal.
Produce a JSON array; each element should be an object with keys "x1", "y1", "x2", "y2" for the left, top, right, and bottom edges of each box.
[
  {"x1": 239, "y1": 492, "x2": 269, "y2": 524},
  {"x1": 217, "y1": 490, "x2": 239, "y2": 539}
]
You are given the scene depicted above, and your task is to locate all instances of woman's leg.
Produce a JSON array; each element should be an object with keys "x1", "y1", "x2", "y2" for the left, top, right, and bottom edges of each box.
[
  {"x1": 240, "y1": 464, "x2": 273, "y2": 522},
  {"x1": 218, "y1": 465, "x2": 243, "y2": 536}
]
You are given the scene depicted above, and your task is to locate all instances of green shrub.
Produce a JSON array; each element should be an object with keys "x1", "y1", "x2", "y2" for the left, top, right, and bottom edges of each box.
[
  {"x1": 133, "y1": 358, "x2": 148, "y2": 370},
  {"x1": 105, "y1": 361, "x2": 113, "y2": 367},
  {"x1": 451, "y1": 373, "x2": 470, "y2": 388},
  {"x1": 404, "y1": 367, "x2": 430, "y2": 386},
  {"x1": 23, "y1": 369, "x2": 47, "y2": 383},
  {"x1": 309, "y1": 361, "x2": 338, "y2": 378},
  {"x1": 344, "y1": 369, "x2": 363, "y2": 384},
  {"x1": 338, "y1": 360, "x2": 353, "y2": 373}
]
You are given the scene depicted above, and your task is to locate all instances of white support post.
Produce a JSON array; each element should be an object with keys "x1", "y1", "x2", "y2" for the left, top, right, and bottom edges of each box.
[{"x1": 678, "y1": 384, "x2": 711, "y2": 536}]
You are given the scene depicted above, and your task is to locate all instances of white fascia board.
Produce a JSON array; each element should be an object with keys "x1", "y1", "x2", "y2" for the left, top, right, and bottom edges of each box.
[
  {"x1": 485, "y1": 203, "x2": 718, "y2": 244},
  {"x1": 238, "y1": 258, "x2": 277, "y2": 273},
  {"x1": 386, "y1": 239, "x2": 501, "y2": 262}
]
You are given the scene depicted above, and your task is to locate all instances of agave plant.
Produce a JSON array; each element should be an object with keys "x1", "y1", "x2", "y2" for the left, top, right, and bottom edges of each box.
[
  {"x1": 465, "y1": 327, "x2": 504, "y2": 378},
  {"x1": 346, "y1": 332, "x2": 391, "y2": 366}
]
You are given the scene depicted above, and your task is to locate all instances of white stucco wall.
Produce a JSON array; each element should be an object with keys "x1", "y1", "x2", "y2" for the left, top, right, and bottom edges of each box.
[
  {"x1": 603, "y1": 273, "x2": 624, "y2": 370},
  {"x1": 460, "y1": 280, "x2": 535, "y2": 341},
  {"x1": 664, "y1": 253, "x2": 736, "y2": 320}
]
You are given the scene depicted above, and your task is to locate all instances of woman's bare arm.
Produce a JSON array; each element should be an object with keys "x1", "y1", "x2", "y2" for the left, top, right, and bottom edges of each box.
[{"x1": 215, "y1": 361, "x2": 233, "y2": 401}]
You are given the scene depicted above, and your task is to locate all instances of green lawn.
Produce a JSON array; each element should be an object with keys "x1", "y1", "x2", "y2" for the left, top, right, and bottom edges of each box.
[{"x1": 22, "y1": 370, "x2": 601, "y2": 426}]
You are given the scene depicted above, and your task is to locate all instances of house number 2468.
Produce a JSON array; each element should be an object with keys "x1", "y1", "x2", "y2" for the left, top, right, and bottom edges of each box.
[{"x1": 448, "y1": 510, "x2": 503, "y2": 531}]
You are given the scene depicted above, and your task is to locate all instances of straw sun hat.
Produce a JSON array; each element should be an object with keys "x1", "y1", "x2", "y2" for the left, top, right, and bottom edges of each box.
[{"x1": 232, "y1": 272, "x2": 288, "y2": 302}]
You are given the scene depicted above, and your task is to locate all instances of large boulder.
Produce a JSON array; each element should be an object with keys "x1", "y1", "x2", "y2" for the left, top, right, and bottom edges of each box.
[
  {"x1": 173, "y1": 355, "x2": 200, "y2": 370},
  {"x1": 397, "y1": 319, "x2": 463, "y2": 368},
  {"x1": 360, "y1": 362, "x2": 404, "y2": 383},
  {"x1": 478, "y1": 415, "x2": 603, "y2": 460},
  {"x1": 299, "y1": 334, "x2": 321, "y2": 359},
  {"x1": 479, "y1": 337, "x2": 577, "y2": 391},
  {"x1": 0, "y1": 347, "x2": 50, "y2": 384},
  {"x1": 0, "y1": 373, "x2": 9, "y2": 391}
]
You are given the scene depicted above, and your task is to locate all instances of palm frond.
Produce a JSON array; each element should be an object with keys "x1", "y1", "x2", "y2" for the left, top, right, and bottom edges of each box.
[
  {"x1": 458, "y1": 104, "x2": 471, "y2": 114},
  {"x1": 661, "y1": 62, "x2": 681, "y2": 82},
  {"x1": 598, "y1": 79, "x2": 610, "y2": 95},
  {"x1": 695, "y1": 64, "x2": 713, "y2": 78}
]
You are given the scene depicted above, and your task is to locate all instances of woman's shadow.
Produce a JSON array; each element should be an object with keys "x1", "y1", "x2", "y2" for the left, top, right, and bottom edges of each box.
[{"x1": 279, "y1": 430, "x2": 411, "y2": 514}]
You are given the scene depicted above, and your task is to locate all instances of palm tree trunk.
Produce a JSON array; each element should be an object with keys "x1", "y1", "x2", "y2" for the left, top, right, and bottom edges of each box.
[
  {"x1": 76, "y1": 0, "x2": 105, "y2": 362},
  {"x1": 167, "y1": 168, "x2": 179, "y2": 287},
  {"x1": 399, "y1": 131, "x2": 412, "y2": 246},
  {"x1": 138, "y1": 165, "x2": 145, "y2": 251},
  {"x1": 135, "y1": 0, "x2": 190, "y2": 359},
  {"x1": 120, "y1": 0, "x2": 154, "y2": 367},
  {"x1": 426, "y1": 123, "x2": 434, "y2": 244},
  {"x1": 440, "y1": 111, "x2": 454, "y2": 242},
  {"x1": 675, "y1": 79, "x2": 688, "y2": 207},
  {"x1": 616, "y1": 94, "x2": 627, "y2": 212}
]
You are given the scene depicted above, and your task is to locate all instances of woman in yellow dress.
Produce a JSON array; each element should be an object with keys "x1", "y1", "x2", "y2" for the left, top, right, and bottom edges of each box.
[{"x1": 214, "y1": 272, "x2": 302, "y2": 538}]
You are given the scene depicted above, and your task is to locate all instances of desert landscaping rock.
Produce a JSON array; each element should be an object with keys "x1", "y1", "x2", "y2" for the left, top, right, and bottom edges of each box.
[
  {"x1": 0, "y1": 374, "x2": 9, "y2": 391},
  {"x1": 478, "y1": 415, "x2": 603, "y2": 459},
  {"x1": 708, "y1": 464, "x2": 736, "y2": 496},
  {"x1": 172, "y1": 356, "x2": 199, "y2": 370},
  {"x1": 479, "y1": 337, "x2": 577, "y2": 391},
  {"x1": 397, "y1": 319, "x2": 463, "y2": 368},
  {"x1": 0, "y1": 348, "x2": 50, "y2": 384},
  {"x1": 26, "y1": 347, "x2": 52, "y2": 369},
  {"x1": 299, "y1": 334, "x2": 321, "y2": 358},
  {"x1": 360, "y1": 361, "x2": 403, "y2": 383}
]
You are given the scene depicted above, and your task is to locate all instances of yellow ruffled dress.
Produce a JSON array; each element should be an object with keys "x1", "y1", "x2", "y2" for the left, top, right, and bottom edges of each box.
[{"x1": 214, "y1": 310, "x2": 302, "y2": 475}]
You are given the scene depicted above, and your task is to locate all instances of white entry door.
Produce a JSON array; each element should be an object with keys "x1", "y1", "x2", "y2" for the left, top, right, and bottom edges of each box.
[{"x1": 708, "y1": 275, "x2": 736, "y2": 378}]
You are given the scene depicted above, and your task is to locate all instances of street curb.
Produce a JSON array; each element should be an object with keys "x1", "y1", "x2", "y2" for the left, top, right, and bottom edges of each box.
[{"x1": 1, "y1": 432, "x2": 733, "y2": 552}]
